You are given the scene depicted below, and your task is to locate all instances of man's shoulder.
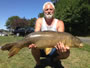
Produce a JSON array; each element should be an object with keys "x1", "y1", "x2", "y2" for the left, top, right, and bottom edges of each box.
[
  {"x1": 36, "y1": 17, "x2": 43, "y2": 24},
  {"x1": 37, "y1": 17, "x2": 43, "y2": 21},
  {"x1": 55, "y1": 19, "x2": 64, "y2": 24}
]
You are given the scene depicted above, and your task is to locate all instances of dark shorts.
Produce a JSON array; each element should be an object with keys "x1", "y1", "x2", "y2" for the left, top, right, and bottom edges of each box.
[{"x1": 40, "y1": 48, "x2": 59, "y2": 58}]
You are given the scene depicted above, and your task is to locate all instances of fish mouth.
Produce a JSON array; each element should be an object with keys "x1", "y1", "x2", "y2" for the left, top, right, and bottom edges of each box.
[{"x1": 79, "y1": 43, "x2": 83, "y2": 48}]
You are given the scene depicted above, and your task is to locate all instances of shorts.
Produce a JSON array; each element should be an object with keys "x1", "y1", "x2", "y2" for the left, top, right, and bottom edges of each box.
[{"x1": 40, "y1": 48, "x2": 59, "y2": 58}]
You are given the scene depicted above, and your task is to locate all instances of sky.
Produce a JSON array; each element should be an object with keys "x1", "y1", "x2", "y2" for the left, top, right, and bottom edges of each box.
[{"x1": 0, "y1": 0, "x2": 51, "y2": 30}]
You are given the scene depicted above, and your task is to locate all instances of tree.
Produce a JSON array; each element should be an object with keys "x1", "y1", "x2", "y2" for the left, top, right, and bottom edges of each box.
[
  {"x1": 6, "y1": 16, "x2": 20, "y2": 29},
  {"x1": 52, "y1": 0, "x2": 90, "y2": 35},
  {"x1": 5, "y1": 16, "x2": 37, "y2": 31},
  {"x1": 28, "y1": 18, "x2": 36, "y2": 28},
  {"x1": 11, "y1": 18, "x2": 29, "y2": 29},
  {"x1": 38, "y1": 12, "x2": 44, "y2": 17}
]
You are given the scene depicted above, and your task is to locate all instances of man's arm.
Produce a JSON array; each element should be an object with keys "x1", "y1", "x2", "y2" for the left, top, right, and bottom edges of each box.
[
  {"x1": 55, "y1": 20, "x2": 70, "y2": 52},
  {"x1": 34, "y1": 18, "x2": 42, "y2": 32},
  {"x1": 29, "y1": 18, "x2": 42, "y2": 48},
  {"x1": 57, "y1": 20, "x2": 64, "y2": 32}
]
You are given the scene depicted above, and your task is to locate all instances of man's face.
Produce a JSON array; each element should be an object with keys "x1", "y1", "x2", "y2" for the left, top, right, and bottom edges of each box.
[{"x1": 44, "y1": 4, "x2": 54, "y2": 19}]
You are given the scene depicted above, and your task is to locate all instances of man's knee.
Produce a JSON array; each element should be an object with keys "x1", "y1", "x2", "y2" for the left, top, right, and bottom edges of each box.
[
  {"x1": 31, "y1": 48, "x2": 40, "y2": 55},
  {"x1": 57, "y1": 50, "x2": 70, "y2": 59}
]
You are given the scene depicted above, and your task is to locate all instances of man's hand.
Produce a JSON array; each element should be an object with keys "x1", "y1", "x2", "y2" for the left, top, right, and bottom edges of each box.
[
  {"x1": 29, "y1": 44, "x2": 36, "y2": 49},
  {"x1": 55, "y1": 42, "x2": 70, "y2": 53}
]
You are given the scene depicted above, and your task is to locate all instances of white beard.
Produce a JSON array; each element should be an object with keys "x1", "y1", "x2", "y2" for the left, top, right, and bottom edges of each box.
[{"x1": 44, "y1": 13, "x2": 53, "y2": 19}]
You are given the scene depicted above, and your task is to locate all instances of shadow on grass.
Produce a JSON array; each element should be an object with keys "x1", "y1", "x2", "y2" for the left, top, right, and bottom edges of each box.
[{"x1": 35, "y1": 58, "x2": 64, "y2": 68}]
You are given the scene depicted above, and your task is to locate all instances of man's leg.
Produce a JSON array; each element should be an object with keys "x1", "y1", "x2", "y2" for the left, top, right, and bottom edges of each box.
[
  {"x1": 31, "y1": 48, "x2": 41, "y2": 65},
  {"x1": 47, "y1": 48, "x2": 70, "y2": 68},
  {"x1": 56, "y1": 49, "x2": 70, "y2": 59},
  {"x1": 51, "y1": 50, "x2": 70, "y2": 68},
  {"x1": 31, "y1": 49, "x2": 47, "y2": 68}
]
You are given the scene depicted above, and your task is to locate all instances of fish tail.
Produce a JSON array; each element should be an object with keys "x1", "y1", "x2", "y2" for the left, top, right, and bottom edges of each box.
[
  {"x1": 1, "y1": 43, "x2": 15, "y2": 51},
  {"x1": 8, "y1": 47, "x2": 21, "y2": 58}
]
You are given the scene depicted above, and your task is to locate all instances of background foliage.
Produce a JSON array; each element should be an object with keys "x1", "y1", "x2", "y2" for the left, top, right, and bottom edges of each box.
[
  {"x1": 5, "y1": 16, "x2": 36, "y2": 30},
  {"x1": 54, "y1": 0, "x2": 90, "y2": 36}
]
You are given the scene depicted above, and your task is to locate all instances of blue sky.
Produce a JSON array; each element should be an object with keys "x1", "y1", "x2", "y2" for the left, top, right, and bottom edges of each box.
[{"x1": 0, "y1": 0, "x2": 51, "y2": 30}]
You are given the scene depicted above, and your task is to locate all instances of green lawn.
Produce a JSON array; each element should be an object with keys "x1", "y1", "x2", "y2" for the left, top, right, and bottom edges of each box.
[{"x1": 0, "y1": 36, "x2": 90, "y2": 68}]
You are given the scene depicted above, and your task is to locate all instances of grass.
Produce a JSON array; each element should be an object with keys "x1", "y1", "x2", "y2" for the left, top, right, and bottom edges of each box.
[
  {"x1": 79, "y1": 44, "x2": 90, "y2": 52},
  {"x1": 0, "y1": 36, "x2": 90, "y2": 68},
  {"x1": 0, "y1": 36, "x2": 23, "y2": 45}
]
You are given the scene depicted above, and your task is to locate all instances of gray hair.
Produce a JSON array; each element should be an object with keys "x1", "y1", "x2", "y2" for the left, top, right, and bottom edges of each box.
[{"x1": 43, "y1": 2, "x2": 55, "y2": 10}]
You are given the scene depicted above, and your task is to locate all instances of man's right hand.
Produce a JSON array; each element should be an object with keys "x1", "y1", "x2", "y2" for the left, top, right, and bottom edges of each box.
[{"x1": 29, "y1": 44, "x2": 36, "y2": 49}]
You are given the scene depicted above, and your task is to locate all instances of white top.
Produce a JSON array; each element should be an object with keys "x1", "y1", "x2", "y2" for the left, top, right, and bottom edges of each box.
[{"x1": 41, "y1": 18, "x2": 58, "y2": 31}]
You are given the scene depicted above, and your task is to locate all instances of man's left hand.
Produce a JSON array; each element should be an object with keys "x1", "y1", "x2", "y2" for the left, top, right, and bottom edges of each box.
[{"x1": 55, "y1": 42, "x2": 70, "y2": 53}]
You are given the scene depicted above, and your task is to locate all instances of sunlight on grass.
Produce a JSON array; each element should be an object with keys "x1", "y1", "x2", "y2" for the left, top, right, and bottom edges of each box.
[
  {"x1": 0, "y1": 36, "x2": 23, "y2": 45},
  {"x1": 79, "y1": 44, "x2": 90, "y2": 52},
  {"x1": 62, "y1": 47, "x2": 90, "y2": 68}
]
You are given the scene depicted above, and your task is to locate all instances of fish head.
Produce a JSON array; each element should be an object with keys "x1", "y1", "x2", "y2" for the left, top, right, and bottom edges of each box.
[{"x1": 73, "y1": 36, "x2": 83, "y2": 48}]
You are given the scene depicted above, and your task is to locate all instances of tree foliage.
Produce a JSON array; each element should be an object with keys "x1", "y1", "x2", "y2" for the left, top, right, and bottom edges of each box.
[
  {"x1": 12, "y1": 18, "x2": 29, "y2": 29},
  {"x1": 6, "y1": 16, "x2": 20, "y2": 29},
  {"x1": 28, "y1": 18, "x2": 36, "y2": 28},
  {"x1": 38, "y1": 12, "x2": 44, "y2": 18},
  {"x1": 5, "y1": 16, "x2": 36, "y2": 30},
  {"x1": 52, "y1": 0, "x2": 90, "y2": 36}
]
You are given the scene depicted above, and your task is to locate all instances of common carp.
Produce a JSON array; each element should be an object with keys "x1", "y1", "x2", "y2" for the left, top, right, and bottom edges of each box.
[{"x1": 0, "y1": 31, "x2": 83, "y2": 58}]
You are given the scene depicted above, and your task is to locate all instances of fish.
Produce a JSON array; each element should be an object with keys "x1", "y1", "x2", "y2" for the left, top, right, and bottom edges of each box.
[{"x1": 0, "y1": 31, "x2": 83, "y2": 58}]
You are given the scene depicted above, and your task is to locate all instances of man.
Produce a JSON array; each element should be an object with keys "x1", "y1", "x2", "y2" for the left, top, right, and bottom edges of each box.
[{"x1": 29, "y1": 2, "x2": 70, "y2": 68}]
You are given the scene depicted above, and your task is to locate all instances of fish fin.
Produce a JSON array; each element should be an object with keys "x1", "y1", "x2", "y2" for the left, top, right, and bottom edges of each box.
[
  {"x1": 1, "y1": 43, "x2": 15, "y2": 51},
  {"x1": 8, "y1": 47, "x2": 20, "y2": 58}
]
